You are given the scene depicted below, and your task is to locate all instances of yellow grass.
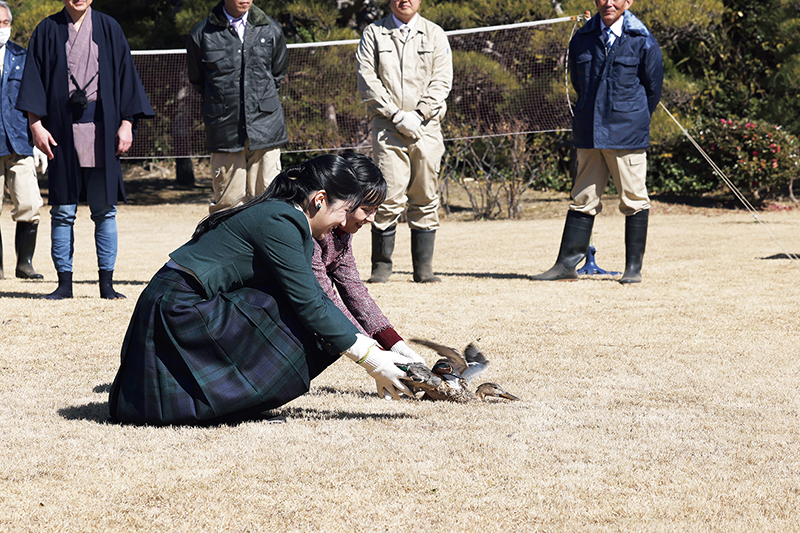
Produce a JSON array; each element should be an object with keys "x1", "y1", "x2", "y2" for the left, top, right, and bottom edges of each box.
[{"x1": 1, "y1": 193, "x2": 799, "y2": 532}]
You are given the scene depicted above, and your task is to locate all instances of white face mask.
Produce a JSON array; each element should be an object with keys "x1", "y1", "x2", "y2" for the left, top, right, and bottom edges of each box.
[{"x1": 0, "y1": 28, "x2": 10, "y2": 48}]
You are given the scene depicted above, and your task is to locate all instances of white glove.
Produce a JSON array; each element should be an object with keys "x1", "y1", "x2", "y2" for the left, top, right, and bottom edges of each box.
[
  {"x1": 391, "y1": 109, "x2": 406, "y2": 125},
  {"x1": 344, "y1": 334, "x2": 414, "y2": 400},
  {"x1": 390, "y1": 340, "x2": 426, "y2": 364},
  {"x1": 395, "y1": 110, "x2": 423, "y2": 139},
  {"x1": 32, "y1": 146, "x2": 48, "y2": 174}
]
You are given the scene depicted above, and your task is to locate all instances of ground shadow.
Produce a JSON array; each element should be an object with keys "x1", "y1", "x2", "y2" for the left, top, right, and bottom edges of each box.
[
  {"x1": 38, "y1": 172, "x2": 213, "y2": 207},
  {"x1": 73, "y1": 279, "x2": 147, "y2": 286},
  {"x1": 122, "y1": 177, "x2": 212, "y2": 206},
  {"x1": 59, "y1": 383, "x2": 415, "y2": 426},
  {"x1": 392, "y1": 269, "x2": 533, "y2": 281},
  {"x1": 761, "y1": 253, "x2": 800, "y2": 260},
  {"x1": 391, "y1": 269, "x2": 621, "y2": 282},
  {"x1": 58, "y1": 401, "x2": 112, "y2": 423},
  {"x1": 271, "y1": 406, "x2": 415, "y2": 422},
  {"x1": 0, "y1": 279, "x2": 147, "y2": 299},
  {"x1": 0, "y1": 291, "x2": 45, "y2": 299}
]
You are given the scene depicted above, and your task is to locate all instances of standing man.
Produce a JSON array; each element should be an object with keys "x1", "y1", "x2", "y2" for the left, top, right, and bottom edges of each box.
[
  {"x1": 531, "y1": 0, "x2": 662, "y2": 284},
  {"x1": 356, "y1": 0, "x2": 452, "y2": 283},
  {"x1": 187, "y1": 0, "x2": 288, "y2": 214},
  {"x1": 0, "y1": 1, "x2": 46, "y2": 280},
  {"x1": 17, "y1": 0, "x2": 155, "y2": 300}
]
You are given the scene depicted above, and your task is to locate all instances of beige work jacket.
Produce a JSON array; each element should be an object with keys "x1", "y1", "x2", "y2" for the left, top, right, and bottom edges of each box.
[{"x1": 356, "y1": 15, "x2": 452, "y2": 123}]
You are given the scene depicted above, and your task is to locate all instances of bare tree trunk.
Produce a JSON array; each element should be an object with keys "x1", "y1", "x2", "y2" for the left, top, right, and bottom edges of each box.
[
  {"x1": 175, "y1": 158, "x2": 195, "y2": 189},
  {"x1": 173, "y1": 83, "x2": 195, "y2": 188}
]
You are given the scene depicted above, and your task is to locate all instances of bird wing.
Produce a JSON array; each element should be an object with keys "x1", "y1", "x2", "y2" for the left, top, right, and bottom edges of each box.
[
  {"x1": 461, "y1": 343, "x2": 489, "y2": 384},
  {"x1": 410, "y1": 338, "x2": 468, "y2": 376}
]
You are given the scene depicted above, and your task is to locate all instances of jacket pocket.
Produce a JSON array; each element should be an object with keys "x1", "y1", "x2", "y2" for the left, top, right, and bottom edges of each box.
[
  {"x1": 203, "y1": 49, "x2": 234, "y2": 75},
  {"x1": 202, "y1": 100, "x2": 226, "y2": 121},
  {"x1": 612, "y1": 55, "x2": 640, "y2": 88},
  {"x1": 258, "y1": 95, "x2": 280, "y2": 114},
  {"x1": 572, "y1": 53, "x2": 592, "y2": 110},
  {"x1": 377, "y1": 44, "x2": 399, "y2": 78}
]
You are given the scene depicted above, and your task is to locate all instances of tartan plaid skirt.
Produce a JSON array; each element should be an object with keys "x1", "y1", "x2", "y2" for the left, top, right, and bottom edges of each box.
[{"x1": 108, "y1": 266, "x2": 338, "y2": 424}]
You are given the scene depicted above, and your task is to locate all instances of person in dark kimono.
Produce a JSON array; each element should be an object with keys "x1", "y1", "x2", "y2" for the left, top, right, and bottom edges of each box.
[
  {"x1": 17, "y1": 0, "x2": 154, "y2": 300},
  {"x1": 109, "y1": 154, "x2": 421, "y2": 425}
]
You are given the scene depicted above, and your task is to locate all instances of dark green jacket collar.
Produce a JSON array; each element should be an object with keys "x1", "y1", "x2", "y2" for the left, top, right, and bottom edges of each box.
[{"x1": 209, "y1": 1, "x2": 271, "y2": 28}]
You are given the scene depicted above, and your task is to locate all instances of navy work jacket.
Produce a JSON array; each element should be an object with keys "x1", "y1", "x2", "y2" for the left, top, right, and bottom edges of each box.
[
  {"x1": 569, "y1": 11, "x2": 663, "y2": 150},
  {"x1": 0, "y1": 41, "x2": 33, "y2": 158}
]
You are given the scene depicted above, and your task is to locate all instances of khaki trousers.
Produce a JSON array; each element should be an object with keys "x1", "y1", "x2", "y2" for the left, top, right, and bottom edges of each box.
[
  {"x1": 209, "y1": 142, "x2": 281, "y2": 214},
  {"x1": 0, "y1": 153, "x2": 42, "y2": 223},
  {"x1": 371, "y1": 118, "x2": 444, "y2": 232},
  {"x1": 570, "y1": 148, "x2": 650, "y2": 216}
]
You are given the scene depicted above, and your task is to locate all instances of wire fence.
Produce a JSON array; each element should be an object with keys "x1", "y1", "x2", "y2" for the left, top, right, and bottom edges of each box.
[{"x1": 126, "y1": 16, "x2": 578, "y2": 160}]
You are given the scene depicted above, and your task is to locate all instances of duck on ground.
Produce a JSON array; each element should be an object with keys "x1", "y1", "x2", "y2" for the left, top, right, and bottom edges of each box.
[{"x1": 395, "y1": 339, "x2": 521, "y2": 403}]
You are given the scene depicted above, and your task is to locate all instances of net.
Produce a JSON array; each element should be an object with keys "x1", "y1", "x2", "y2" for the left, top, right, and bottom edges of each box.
[{"x1": 126, "y1": 16, "x2": 579, "y2": 160}]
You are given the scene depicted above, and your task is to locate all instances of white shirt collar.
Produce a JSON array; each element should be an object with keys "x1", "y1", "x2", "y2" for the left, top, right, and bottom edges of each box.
[
  {"x1": 392, "y1": 13, "x2": 419, "y2": 33},
  {"x1": 601, "y1": 17, "x2": 624, "y2": 39},
  {"x1": 223, "y1": 7, "x2": 249, "y2": 27}
]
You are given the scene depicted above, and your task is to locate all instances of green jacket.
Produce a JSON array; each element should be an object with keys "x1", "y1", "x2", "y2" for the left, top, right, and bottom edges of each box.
[
  {"x1": 186, "y1": 2, "x2": 288, "y2": 152},
  {"x1": 170, "y1": 200, "x2": 358, "y2": 354}
]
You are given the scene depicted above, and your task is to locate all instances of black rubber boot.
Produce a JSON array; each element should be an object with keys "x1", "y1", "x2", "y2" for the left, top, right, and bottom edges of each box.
[
  {"x1": 99, "y1": 269, "x2": 126, "y2": 299},
  {"x1": 410, "y1": 228, "x2": 441, "y2": 283},
  {"x1": 43, "y1": 271, "x2": 73, "y2": 300},
  {"x1": 620, "y1": 210, "x2": 649, "y2": 284},
  {"x1": 367, "y1": 225, "x2": 396, "y2": 283},
  {"x1": 15, "y1": 222, "x2": 44, "y2": 279},
  {"x1": 530, "y1": 210, "x2": 595, "y2": 281}
]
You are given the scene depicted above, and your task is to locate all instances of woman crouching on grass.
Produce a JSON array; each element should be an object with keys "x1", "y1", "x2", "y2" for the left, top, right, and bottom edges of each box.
[
  {"x1": 109, "y1": 154, "x2": 421, "y2": 425},
  {"x1": 312, "y1": 153, "x2": 424, "y2": 361}
]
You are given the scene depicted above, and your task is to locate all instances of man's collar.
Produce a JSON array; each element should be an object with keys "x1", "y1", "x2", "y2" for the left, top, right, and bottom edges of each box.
[
  {"x1": 601, "y1": 16, "x2": 624, "y2": 38},
  {"x1": 223, "y1": 6, "x2": 249, "y2": 24},
  {"x1": 391, "y1": 13, "x2": 419, "y2": 31}
]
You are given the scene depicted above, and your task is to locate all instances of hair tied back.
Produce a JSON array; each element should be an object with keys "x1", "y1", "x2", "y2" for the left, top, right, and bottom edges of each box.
[{"x1": 287, "y1": 166, "x2": 303, "y2": 181}]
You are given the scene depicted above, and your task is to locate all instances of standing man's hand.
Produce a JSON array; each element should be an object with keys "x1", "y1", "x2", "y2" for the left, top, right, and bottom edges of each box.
[
  {"x1": 394, "y1": 110, "x2": 423, "y2": 139},
  {"x1": 116, "y1": 119, "x2": 133, "y2": 156},
  {"x1": 28, "y1": 114, "x2": 56, "y2": 160}
]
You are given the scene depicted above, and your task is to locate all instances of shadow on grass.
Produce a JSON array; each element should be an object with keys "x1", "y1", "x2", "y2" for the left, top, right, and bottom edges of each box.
[
  {"x1": 0, "y1": 291, "x2": 46, "y2": 299},
  {"x1": 388, "y1": 270, "x2": 622, "y2": 282},
  {"x1": 0, "y1": 279, "x2": 146, "y2": 299},
  {"x1": 122, "y1": 177, "x2": 212, "y2": 206},
  {"x1": 39, "y1": 173, "x2": 213, "y2": 207},
  {"x1": 650, "y1": 194, "x2": 746, "y2": 210},
  {"x1": 72, "y1": 279, "x2": 148, "y2": 286},
  {"x1": 59, "y1": 384, "x2": 415, "y2": 426},
  {"x1": 391, "y1": 269, "x2": 532, "y2": 281}
]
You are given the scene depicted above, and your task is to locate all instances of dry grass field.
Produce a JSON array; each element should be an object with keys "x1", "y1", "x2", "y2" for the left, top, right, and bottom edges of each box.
[{"x1": 1, "y1": 173, "x2": 799, "y2": 532}]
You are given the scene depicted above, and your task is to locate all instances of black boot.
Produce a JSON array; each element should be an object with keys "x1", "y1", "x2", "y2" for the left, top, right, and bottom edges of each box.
[
  {"x1": 15, "y1": 222, "x2": 43, "y2": 279},
  {"x1": 530, "y1": 210, "x2": 595, "y2": 281},
  {"x1": 43, "y1": 271, "x2": 73, "y2": 300},
  {"x1": 410, "y1": 228, "x2": 441, "y2": 283},
  {"x1": 368, "y1": 225, "x2": 396, "y2": 283},
  {"x1": 99, "y1": 269, "x2": 126, "y2": 299},
  {"x1": 620, "y1": 210, "x2": 649, "y2": 284}
]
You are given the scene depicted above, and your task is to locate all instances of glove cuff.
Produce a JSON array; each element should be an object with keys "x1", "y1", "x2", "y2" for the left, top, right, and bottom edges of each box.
[
  {"x1": 343, "y1": 333, "x2": 378, "y2": 364},
  {"x1": 374, "y1": 327, "x2": 402, "y2": 350}
]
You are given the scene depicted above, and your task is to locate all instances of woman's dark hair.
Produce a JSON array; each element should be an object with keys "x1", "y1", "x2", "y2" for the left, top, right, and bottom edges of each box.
[
  {"x1": 192, "y1": 154, "x2": 363, "y2": 240},
  {"x1": 340, "y1": 152, "x2": 387, "y2": 207}
]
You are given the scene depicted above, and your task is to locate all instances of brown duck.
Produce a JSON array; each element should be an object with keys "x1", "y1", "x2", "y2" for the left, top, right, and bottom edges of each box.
[{"x1": 396, "y1": 339, "x2": 521, "y2": 403}]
